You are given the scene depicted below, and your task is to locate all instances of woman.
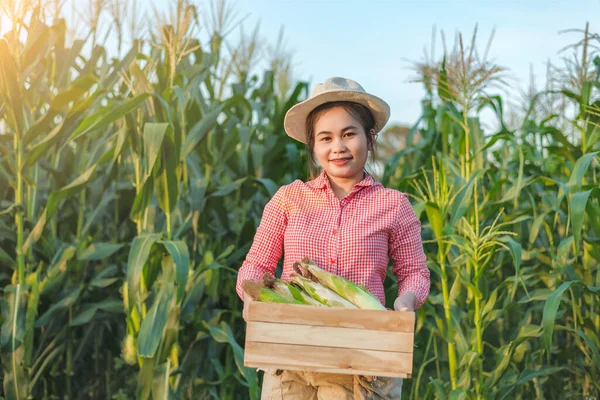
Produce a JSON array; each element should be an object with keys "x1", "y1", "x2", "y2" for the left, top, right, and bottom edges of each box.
[{"x1": 236, "y1": 77, "x2": 430, "y2": 399}]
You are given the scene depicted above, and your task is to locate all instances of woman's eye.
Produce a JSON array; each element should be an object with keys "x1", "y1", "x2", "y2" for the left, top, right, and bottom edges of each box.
[
  {"x1": 344, "y1": 132, "x2": 355, "y2": 137},
  {"x1": 320, "y1": 137, "x2": 331, "y2": 142}
]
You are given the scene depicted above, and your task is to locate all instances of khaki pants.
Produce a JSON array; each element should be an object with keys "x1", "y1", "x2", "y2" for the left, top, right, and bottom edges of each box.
[{"x1": 260, "y1": 369, "x2": 403, "y2": 400}]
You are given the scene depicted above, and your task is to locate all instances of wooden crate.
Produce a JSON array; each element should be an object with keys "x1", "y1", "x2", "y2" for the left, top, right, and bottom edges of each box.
[{"x1": 243, "y1": 300, "x2": 415, "y2": 378}]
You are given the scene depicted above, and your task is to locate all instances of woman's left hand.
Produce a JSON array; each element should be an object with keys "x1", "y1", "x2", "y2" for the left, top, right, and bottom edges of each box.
[{"x1": 393, "y1": 291, "x2": 416, "y2": 312}]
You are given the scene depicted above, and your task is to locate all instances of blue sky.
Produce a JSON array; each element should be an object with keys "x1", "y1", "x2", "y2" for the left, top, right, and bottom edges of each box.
[
  {"x1": 229, "y1": 0, "x2": 600, "y2": 127},
  {"x1": 2, "y1": 0, "x2": 599, "y2": 127}
]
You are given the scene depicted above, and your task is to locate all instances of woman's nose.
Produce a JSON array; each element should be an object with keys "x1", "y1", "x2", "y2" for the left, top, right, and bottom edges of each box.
[{"x1": 331, "y1": 137, "x2": 347, "y2": 152}]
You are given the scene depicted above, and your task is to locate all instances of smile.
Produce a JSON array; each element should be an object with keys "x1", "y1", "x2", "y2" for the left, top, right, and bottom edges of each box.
[{"x1": 330, "y1": 157, "x2": 352, "y2": 166}]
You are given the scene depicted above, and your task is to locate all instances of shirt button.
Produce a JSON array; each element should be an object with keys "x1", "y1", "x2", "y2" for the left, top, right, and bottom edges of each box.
[
  {"x1": 332, "y1": 229, "x2": 337, "y2": 235},
  {"x1": 330, "y1": 258, "x2": 335, "y2": 264}
]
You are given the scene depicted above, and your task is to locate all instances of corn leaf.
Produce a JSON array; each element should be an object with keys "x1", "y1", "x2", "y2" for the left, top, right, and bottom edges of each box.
[
  {"x1": 130, "y1": 123, "x2": 169, "y2": 223},
  {"x1": 78, "y1": 242, "x2": 125, "y2": 261},
  {"x1": 1, "y1": 346, "x2": 28, "y2": 400},
  {"x1": 563, "y1": 327, "x2": 600, "y2": 370},
  {"x1": 70, "y1": 299, "x2": 123, "y2": 327},
  {"x1": 570, "y1": 187, "x2": 600, "y2": 254},
  {"x1": 205, "y1": 322, "x2": 259, "y2": 400},
  {"x1": 22, "y1": 153, "x2": 112, "y2": 253},
  {"x1": 100, "y1": 40, "x2": 140, "y2": 89},
  {"x1": 154, "y1": 125, "x2": 180, "y2": 215},
  {"x1": 483, "y1": 325, "x2": 542, "y2": 391},
  {"x1": 22, "y1": 74, "x2": 98, "y2": 147},
  {"x1": 448, "y1": 169, "x2": 485, "y2": 228},
  {"x1": 499, "y1": 236, "x2": 523, "y2": 299},
  {"x1": 66, "y1": 93, "x2": 151, "y2": 144},
  {"x1": 34, "y1": 287, "x2": 82, "y2": 327},
  {"x1": 567, "y1": 151, "x2": 599, "y2": 193},
  {"x1": 425, "y1": 202, "x2": 444, "y2": 239},
  {"x1": 126, "y1": 233, "x2": 162, "y2": 312},
  {"x1": 542, "y1": 281, "x2": 600, "y2": 360},
  {"x1": 160, "y1": 241, "x2": 189, "y2": 303},
  {"x1": 0, "y1": 285, "x2": 28, "y2": 353},
  {"x1": 137, "y1": 281, "x2": 174, "y2": 358},
  {"x1": 498, "y1": 367, "x2": 564, "y2": 399},
  {"x1": 151, "y1": 361, "x2": 171, "y2": 400},
  {"x1": 181, "y1": 103, "x2": 226, "y2": 159},
  {"x1": 89, "y1": 265, "x2": 120, "y2": 288}
]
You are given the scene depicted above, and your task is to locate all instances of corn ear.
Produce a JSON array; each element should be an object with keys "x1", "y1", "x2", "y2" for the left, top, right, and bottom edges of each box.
[
  {"x1": 293, "y1": 261, "x2": 313, "y2": 279},
  {"x1": 300, "y1": 257, "x2": 386, "y2": 310},
  {"x1": 262, "y1": 273, "x2": 295, "y2": 302},
  {"x1": 286, "y1": 282, "x2": 325, "y2": 306},
  {"x1": 290, "y1": 273, "x2": 357, "y2": 308},
  {"x1": 262, "y1": 272, "x2": 324, "y2": 306},
  {"x1": 257, "y1": 288, "x2": 302, "y2": 304},
  {"x1": 242, "y1": 279, "x2": 303, "y2": 304},
  {"x1": 121, "y1": 334, "x2": 137, "y2": 366}
]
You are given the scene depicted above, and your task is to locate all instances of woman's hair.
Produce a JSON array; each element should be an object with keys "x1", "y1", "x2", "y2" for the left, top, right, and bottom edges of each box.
[{"x1": 304, "y1": 101, "x2": 377, "y2": 179}]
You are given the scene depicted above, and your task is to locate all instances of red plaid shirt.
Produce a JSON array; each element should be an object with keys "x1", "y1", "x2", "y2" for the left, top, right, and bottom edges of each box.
[{"x1": 236, "y1": 170, "x2": 430, "y2": 309}]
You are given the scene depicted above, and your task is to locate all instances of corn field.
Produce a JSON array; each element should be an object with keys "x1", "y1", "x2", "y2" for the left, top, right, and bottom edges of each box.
[{"x1": 0, "y1": 1, "x2": 599, "y2": 399}]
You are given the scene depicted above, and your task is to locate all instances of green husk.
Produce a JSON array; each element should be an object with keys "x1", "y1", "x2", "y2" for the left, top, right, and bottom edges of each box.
[
  {"x1": 290, "y1": 273, "x2": 357, "y2": 308},
  {"x1": 286, "y1": 282, "x2": 325, "y2": 306},
  {"x1": 241, "y1": 279, "x2": 303, "y2": 304},
  {"x1": 299, "y1": 257, "x2": 386, "y2": 310},
  {"x1": 261, "y1": 273, "x2": 295, "y2": 302},
  {"x1": 262, "y1": 272, "x2": 323, "y2": 306}
]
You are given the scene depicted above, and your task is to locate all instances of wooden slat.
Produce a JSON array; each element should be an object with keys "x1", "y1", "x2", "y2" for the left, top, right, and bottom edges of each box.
[
  {"x1": 244, "y1": 301, "x2": 414, "y2": 332},
  {"x1": 250, "y1": 362, "x2": 410, "y2": 379},
  {"x1": 244, "y1": 342, "x2": 413, "y2": 378},
  {"x1": 246, "y1": 321, "x2": 414, "y2": 352}
]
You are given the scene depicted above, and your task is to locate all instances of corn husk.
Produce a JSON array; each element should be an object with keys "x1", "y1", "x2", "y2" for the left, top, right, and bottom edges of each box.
[
  {"x1": 299, "y1": 257, "x2": 386, "y2": 310},
  {"x1": 290, "y1": 273, "x2": 357, "y2": 308},
  {"x1": 241, "y1": 279, "x2": 303, "y2": 304},
  {"x1": 262, "y1": 273, "x2": 323, "y2": 306},
  {"x1": 261, "y1": 273, "x2": 295, "y2": 302}
]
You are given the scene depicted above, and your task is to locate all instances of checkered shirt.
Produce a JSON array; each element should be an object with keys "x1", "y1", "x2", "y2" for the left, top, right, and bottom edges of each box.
[{"x1": 236, "y1": 170, "x2": 430, "y2": 309}]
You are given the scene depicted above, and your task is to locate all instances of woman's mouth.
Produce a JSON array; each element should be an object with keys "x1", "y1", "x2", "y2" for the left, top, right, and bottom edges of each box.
[{"x1": 330, "y1": 157, "x2": 352, "y2": 166}]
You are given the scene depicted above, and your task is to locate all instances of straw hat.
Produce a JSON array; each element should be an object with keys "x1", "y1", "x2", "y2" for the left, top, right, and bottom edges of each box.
[{"x1": 283, "y1": 77, "x2": 391, "y2": 144}]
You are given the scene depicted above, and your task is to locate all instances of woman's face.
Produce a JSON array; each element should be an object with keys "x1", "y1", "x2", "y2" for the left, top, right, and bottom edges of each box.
[{"x1": 312, "y1": 106, "x2": 371, "y2": 182}]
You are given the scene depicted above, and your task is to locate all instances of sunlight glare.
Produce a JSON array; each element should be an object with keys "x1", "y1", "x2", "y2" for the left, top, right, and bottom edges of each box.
[{"x1": 0, "y1": 14, "x2": 12, "y2": 38}]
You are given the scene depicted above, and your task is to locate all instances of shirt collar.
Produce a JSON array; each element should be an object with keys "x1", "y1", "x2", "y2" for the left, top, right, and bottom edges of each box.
[{"x1": 307, "y1": 169, "x2": 377, "y2": 190}]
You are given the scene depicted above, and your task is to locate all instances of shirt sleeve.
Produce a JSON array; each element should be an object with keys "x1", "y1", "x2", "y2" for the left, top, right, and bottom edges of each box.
[
  {"x1": 235, "y1": 186, "x2": 288, "y2": 300},
  {"x1": 389, "y1": 193, "x2": 430, "y2": 309}
]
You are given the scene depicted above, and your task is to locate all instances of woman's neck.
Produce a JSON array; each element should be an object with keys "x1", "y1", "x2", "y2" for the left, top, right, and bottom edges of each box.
[{"x1": 327, "y1": 171, "x2": 365, "y2": 200}]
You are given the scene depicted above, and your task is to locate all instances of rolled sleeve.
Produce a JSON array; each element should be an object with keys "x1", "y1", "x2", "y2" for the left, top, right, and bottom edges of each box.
[
  {"x1": 389, "y1": 194, "x2": 430, "y2": 309},
  {"x1": 235, "y1": 187, "x2": 288, "y2": 300}
]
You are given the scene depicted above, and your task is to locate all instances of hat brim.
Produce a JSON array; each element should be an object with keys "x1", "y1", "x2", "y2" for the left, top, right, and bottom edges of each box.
[{"x1": 283, "y1": 90, "x2": 391, "y2": 144}]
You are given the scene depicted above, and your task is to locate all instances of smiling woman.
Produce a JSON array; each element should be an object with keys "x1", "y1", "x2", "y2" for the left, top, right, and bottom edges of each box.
[
  {"x1": 308, "y1": 103, "x2": 375, "y2": 198},
  {"x1": 237, "y1": 77, "x2": 430, "y2": 399}
]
